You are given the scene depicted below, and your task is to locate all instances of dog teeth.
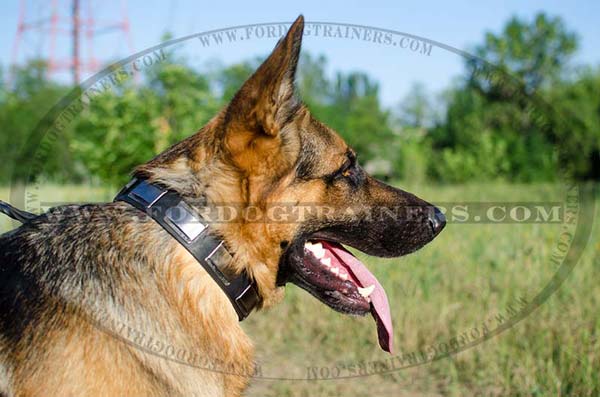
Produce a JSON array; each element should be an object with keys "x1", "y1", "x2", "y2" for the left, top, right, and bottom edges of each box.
[
  {"x1": 306, "y1": 244, "x2": 349, "y2": 281},
  {"x1": 357, "y1": 285, "x2": 375, "y2": 298},
  {"x1": 314, "y1": 250, "x2": 325, "y2": 259},
  {"x1": 305, "y1": 242, "x2": 325, "y2": 259}
]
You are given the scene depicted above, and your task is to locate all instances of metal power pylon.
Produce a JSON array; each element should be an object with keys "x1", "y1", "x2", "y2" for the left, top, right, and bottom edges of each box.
[{"x1": 11, "y1": 0, "x2": 134, "y2": 85}]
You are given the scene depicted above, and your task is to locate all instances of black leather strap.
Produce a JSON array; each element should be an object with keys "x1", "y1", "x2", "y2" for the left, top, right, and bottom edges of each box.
[{"x1": 115, "y1": 178, "x2": 259, "y2": 321}]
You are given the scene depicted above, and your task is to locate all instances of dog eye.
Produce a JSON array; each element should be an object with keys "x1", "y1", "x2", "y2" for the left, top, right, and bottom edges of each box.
[
  {"x1": 341, "y1": 165, "x2": 354, "y2": 178},
  {"x1": 324, "y1": 152, "x2": 360, "y2": 185},
  {"x1": 337, "y1": 159, "x2": 358, "y2": 181}
]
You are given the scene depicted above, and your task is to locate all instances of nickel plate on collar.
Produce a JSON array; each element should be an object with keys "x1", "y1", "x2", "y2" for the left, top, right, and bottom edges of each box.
[
  {"x1": 164, "y1": 201, "x2": 206, "y2": 242},
  {"x1": 205, "y1": 242, "x2": 235, "y2": 285},
  {"x1": 129, "y1": 181, "x2": 166, "y2": 207}
]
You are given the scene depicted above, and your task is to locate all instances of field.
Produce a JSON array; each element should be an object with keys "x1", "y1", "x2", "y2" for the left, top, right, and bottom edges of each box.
[{"x1": 1, "y1": 183, "x2": 599, "y2": 396}]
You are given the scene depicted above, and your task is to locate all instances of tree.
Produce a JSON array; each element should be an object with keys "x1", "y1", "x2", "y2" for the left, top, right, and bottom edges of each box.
[
  {"x1": 548, "y1": 67, "x2": 600, "y2": 179},
  {"x1": 0, "y1": 60, "x2": 71, "y2": 183},
  {"x1": 71, "y1": 56, "x2": 220, "y2": 186},
  {"x1": 430, "y1": 12, "x2": 580, "y2": 182},
  {"x1": 469, "y1": 12, "x2": 578, "y2": 93}
]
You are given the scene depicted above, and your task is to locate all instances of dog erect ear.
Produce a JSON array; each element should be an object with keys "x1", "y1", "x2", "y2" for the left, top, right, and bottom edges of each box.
[{"x1": 224, "y1": 15, "x2": 304, "y2": 146}]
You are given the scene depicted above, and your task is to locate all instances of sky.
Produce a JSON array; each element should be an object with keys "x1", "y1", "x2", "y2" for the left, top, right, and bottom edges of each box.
[{"x1": 1, "y1": 0, "x2": 599, "y2": 107}]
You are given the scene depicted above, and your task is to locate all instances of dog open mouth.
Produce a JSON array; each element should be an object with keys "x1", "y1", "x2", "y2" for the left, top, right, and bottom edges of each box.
[{"x1": 283, "y1": 239, "x2": 394, "y2": 353}]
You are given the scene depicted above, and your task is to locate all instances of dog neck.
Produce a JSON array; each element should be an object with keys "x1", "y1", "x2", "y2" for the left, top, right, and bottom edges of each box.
[
  {"x1": 131, "y1": 117, "x2": 289, "y2": 311},
  {"x1": 115, "y1": 178, "x2": 260, "y2": 320}
]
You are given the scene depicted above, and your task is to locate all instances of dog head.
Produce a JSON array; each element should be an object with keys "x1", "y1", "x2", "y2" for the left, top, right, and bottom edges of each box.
[{"x1": 137, "y1": 15, "x2": 445, "y2": 352}]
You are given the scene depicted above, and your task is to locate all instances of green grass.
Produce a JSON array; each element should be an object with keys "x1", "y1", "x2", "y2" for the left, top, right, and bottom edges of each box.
[{"x1": 1, "y1": 183, "x2": 598, "y2": 396}]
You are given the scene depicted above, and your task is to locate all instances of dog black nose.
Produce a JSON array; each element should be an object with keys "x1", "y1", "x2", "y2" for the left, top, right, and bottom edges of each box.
[{"x1": 428, "y1": 206, "x2": 446, "y2": 235}]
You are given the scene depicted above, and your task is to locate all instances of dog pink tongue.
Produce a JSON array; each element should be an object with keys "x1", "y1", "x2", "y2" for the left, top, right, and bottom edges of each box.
[{"x1": 321, "y1": 241, "x2": 394, "y2": 353}]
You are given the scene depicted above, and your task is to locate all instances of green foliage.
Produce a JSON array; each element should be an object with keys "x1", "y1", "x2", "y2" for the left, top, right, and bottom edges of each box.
[
  {"x1": 70, "y1": 87, "x2": 161, "y2": 186},
  {"x1": 429, "y1": 12, "x2": 580, "y2": 182},
  {"x1": 0, "y1": 60, "x2": 71, "y2": 183},
  {"x1": 547, "y1": 67, "x2": 600, "y2": 179},
  {"x1": 471, "y1": 12, "x2": 578, "y2": 92},
  {"x1": 70, "y1": 59, "x2": 222, "y2": 187},
  {"x1": 391, "y1": 127, "x2": 431, "y2": 184},
  {"x1": 429, "y1": 82, "x2": 558, "y2": 182}
]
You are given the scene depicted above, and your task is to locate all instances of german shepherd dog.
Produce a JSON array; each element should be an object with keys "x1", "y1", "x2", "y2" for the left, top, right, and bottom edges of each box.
[{"x1": 0, "y1": 16, "x2": 445, "y2": 397}]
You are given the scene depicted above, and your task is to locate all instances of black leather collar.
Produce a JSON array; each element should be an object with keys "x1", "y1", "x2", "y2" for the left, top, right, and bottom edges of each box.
[{"x1": 114, "y1": 178, "x2": 260, "y2": 320}]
